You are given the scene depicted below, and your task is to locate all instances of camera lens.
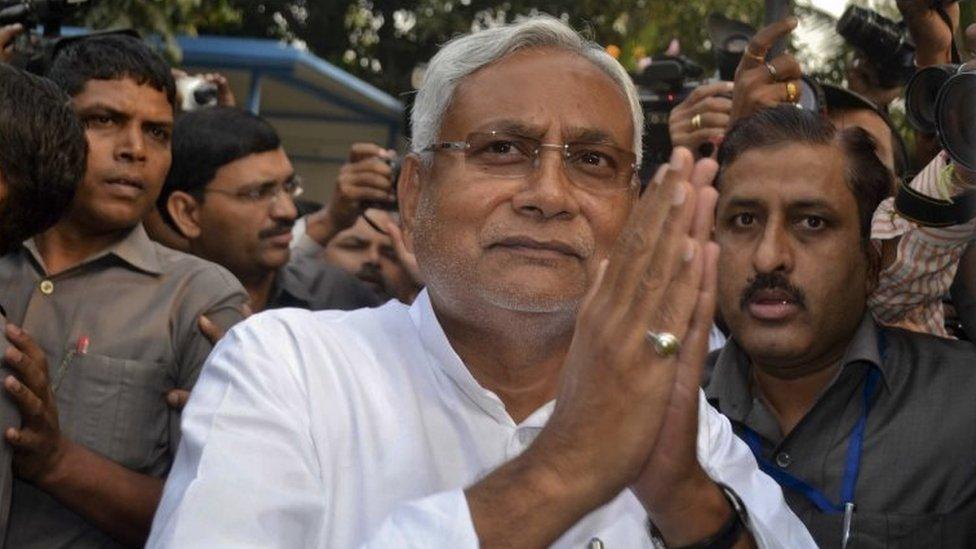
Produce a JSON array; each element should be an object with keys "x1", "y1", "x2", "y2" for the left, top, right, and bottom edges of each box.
[
  {"x1": 193, "y1": 84, "x2": 219, "y2": 107},
  {"x1": 837, "y1": 6, "x2": 915, "y2": 88},
  {"x1": 936, "y1": 71, "x2": 976, "y2": 171},
  {"x1": 906, "y1": 65, "x2": 957, "y2": 134}
]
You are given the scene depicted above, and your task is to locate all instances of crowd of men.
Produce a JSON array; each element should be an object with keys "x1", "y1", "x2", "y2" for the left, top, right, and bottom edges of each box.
[{"x1": 0, "y1": 0, "x2": 972, "y2": 547}]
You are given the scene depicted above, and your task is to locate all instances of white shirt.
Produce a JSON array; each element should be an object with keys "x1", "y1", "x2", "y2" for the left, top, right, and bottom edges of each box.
[{"x1": 148, "y1": 290, "x2": 815, "y2": 548}]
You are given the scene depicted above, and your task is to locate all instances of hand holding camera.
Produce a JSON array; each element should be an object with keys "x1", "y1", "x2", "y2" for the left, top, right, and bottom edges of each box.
[
  {"x1": 303, "y1": 143, "x2": 398, "y2": 247},
  {"x1": 667, "y1": 81, "x2": 733, "y2": 160},
  {"x1": 896, "y1": 0, "x2": 960, "y2": 67}
]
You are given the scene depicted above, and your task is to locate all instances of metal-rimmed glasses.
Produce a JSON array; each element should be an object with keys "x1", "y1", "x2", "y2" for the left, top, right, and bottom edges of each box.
[
  {"x1": 422, "y1": 130, "x2": 638, "y2": 192},
  {"x1": 204, "y1": 176, "x2": 304, "y2": 204}
]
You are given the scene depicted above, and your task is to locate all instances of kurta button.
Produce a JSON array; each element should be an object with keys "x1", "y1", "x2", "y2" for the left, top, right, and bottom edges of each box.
[
  {"x1": 587, "y1": 538, "x2": 604, "y2": 549},
  {"x1": 775, "y1": 452, "x2": 792, "y2": 468},
  {"x1": 39, "y1": 279, "x2": 54, "y2": 295}
]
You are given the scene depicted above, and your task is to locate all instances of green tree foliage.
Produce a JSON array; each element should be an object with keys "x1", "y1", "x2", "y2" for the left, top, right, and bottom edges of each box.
[
  {"x1": 77, "y1": 0, "x2": 964, "y2": 98},
  {"x1": 69, "y1": 0, "x2": 240, "y2": 61},
  {"x1": 203, "y1": 0, "x2": 769, "y2": 94}
]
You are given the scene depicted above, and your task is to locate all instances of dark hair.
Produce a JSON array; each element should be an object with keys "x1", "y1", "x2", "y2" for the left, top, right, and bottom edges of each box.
[
  {"x1": 0, "y1": 64, "x2": 86, "y2": 254},
  {"x1": 717, "y1": 105, "x2": 893, "y2": 242},
  {"x1": 47, "y1": 34, "x2": 176, "y2": 108},
  {"x1": 157, "y1": 106, "x2": 282, "y2": 230}
]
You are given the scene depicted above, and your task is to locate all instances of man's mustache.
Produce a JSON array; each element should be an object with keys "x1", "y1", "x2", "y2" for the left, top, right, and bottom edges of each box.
[
  {"x1": 258, "y1": 223, "x2": 294, "y2": 239},
  {"x1": 739, "y1": 272, "x2": 807, "y2": 310}
]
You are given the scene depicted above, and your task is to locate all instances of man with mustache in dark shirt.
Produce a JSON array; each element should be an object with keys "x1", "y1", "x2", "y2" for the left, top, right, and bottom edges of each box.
[
  {"x1": 158, "y1": 106, "x2": 378, "y2": 313},
  {"x1": 706, "y1": 105, "x2": 976, "y2": 547}
]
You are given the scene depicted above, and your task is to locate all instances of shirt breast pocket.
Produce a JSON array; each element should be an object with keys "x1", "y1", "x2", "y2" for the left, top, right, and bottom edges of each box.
[{"x1": 55, "y1": 352, "x2": 171, "y2": 473}]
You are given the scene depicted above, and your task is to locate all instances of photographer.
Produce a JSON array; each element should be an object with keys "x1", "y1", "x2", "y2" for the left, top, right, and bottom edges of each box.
[{"x1": 869, "y1": 2, "x2": 976, "y2": 338}]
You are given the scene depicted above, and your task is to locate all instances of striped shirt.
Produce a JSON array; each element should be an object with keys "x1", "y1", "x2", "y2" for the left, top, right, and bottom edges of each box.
[{"x1": 870, "y1": 153, "x2": 976, "y2": 338}]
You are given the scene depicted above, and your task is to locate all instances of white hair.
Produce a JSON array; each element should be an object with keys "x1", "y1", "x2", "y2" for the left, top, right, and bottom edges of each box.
[{"x1": 410, "y1": 15, "x2": 644, "y2": 166}]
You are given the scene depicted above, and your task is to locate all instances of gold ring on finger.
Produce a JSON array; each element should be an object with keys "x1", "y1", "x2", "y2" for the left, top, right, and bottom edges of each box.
[
  {"x1": 764, "y1": 62, "x2": 779, "y2": 81},
  {"x1": 785, "y1": 81, "x2": 800, "y2": 103},
  {"x1": 645, "y1": 330, "x2": 681, "y2": 358},
  {"x1": 691, "y1": 113, "x2": 703, "y2": 131}
]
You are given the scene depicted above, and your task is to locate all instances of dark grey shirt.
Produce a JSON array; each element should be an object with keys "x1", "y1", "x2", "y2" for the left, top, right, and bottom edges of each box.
[
  {"x1": 0, "y1": 225, "x2": 248, "y2": 548},
  {"x1": 705, "y1": 314, "x2": 976, "y2": 548},
  {"x1": 269, "y1": 248, "x2": 379, "y2": 311}
]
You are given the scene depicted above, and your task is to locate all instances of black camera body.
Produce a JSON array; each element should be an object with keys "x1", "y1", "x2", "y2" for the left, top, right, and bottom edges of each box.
[
  {"x1": 634, "y1": 55, "x2": 703, "y2": 179},
  {"x1": 836, "y1": 5, "x2": 915, "y2": 89},
  {"x1": 0, "y1": 0, "x2": 91, "y2": 75}
]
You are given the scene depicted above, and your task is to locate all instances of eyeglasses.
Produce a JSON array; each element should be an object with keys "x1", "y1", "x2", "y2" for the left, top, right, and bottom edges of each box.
[
  {"x1": 422, "y1": 130, "x2": 638, "y2": 192},
  {"x1": 204, "y1": 176, "x2": 304, "y2": 204}
]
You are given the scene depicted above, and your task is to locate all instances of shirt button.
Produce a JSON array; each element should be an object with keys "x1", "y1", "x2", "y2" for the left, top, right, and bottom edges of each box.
[
  {"x1": 775, "y1": 452, "x2": 792, "y2": 468},
  {"x1": 39, "y1": 280, "x2": 54, "y2": 295},
  {"x1": 587, "y1": 538, "x2": 605, "y2": 549}
]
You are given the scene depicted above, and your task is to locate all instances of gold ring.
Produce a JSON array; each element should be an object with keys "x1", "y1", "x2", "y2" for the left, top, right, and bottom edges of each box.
[
  {"x1": 691, "y1": 113, "x2": 703, "y2": 131},
  {"x1": 785, "y1": 81, "x2": 800, "y2": 103},
  {"x1": 765, "y1": 62, "x2": 779, "y2": 81},
  {"x1": 646, "y1": 330, "x2": 681, "y2": 358},
  {"x1": 744, "y1": 47, "x2": 766, "y2": 64}
]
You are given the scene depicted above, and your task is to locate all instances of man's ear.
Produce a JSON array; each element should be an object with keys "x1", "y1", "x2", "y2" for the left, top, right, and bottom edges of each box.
[
  {"x1": 397, "y1": 153, "x2": 424, "y2": 254},
  {"x1": 167, "y1": 191, "x2": 204, "y2": 240}
]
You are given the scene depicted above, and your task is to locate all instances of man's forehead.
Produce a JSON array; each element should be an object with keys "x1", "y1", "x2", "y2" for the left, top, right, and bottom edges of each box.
[
  {"x1": 72, "y1": 77, "x2": 173, "y2": 121},
  {"x1": 719, "y1": 145, "x2": 850, "y2": 207},
  {"x1": 215, "y1": 148, "x2": 292, "y2": 184},
  {"x1": 441, "y1": 47, "x2": 633, "y2": 145}
]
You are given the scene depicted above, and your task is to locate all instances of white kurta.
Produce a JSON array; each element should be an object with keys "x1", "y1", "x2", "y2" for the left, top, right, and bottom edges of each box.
[{"x1": 148, "y1": 290, "x2": 815, "y2": 548}]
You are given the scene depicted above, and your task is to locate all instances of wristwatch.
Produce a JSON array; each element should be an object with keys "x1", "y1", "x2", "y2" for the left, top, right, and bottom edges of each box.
[{"x1": 647, "y1": 482, "x2": 751, "y2": 549}]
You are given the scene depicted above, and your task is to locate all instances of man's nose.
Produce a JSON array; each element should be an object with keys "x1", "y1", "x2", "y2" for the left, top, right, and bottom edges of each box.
[
  {"x1": 752, "y1": 222, "x2": 794, "y2": 274},
  {"x1": 269, "y1": 191, "x2": 298, "y2": 222},
  {"x1": 511, "y1": 150, "x2": 580, "y2": 220},
  {"x1": 116, "y1": 124, "x2": 147, "y2": 163}
]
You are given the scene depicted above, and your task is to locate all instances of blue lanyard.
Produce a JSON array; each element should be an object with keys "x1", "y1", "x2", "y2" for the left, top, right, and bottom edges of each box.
[{"x1": 739, "y1": 334, "x2": 885, "y2": 514}]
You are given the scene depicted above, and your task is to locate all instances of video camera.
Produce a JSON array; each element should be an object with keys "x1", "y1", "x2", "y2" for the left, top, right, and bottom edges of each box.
[
  {"x1": 0, "y1": 0, "x2": 91, "y2": 75},
  {"x1": 634, "y1": 54, "x2": 703, "y2": 175}
]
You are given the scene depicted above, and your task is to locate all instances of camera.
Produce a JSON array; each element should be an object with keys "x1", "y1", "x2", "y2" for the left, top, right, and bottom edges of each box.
[
  {"x1": 0, "y1": 0, "x2": 90, "y2": 75},
  {"x1": 906, "y1": 64, "x2": 976, "y2": 171},
  {"x1": 836, "y1": 6, "x2": 915, "y2": 89},
  {"x1": 176, "y1": 75, "x2": 219, "y2": 112},
  {"x1": 635, "y1": 54, "x2": 703, "y2": 176}
]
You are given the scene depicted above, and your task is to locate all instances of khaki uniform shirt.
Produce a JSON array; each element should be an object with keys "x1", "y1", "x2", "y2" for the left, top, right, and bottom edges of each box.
[
  {"x1": 705, "y1": 314, "x2": 976, "y2": 548},
  {"x1": 0, "y1": 225, "x2": 248, "y2": 548}
]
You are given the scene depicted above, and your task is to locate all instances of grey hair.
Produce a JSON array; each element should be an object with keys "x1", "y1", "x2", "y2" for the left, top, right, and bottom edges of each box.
[{"x1": 410, "y1": 15, "x2": 644, "y2": 166}]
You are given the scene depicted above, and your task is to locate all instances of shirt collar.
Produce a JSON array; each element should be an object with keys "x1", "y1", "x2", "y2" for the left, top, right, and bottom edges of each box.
[
  {"x1": 24, "y1": 224, "x2": 163, "y2": 276},
  {"x1": 705, "y1": 312, "x2": 888, "y2": 424},
  {"x1": 268, "y1": 264, "x2": 312, "y2": 309},
  {"x1": 408, "y1": 289, "x2": 520, "y2": 427}
]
